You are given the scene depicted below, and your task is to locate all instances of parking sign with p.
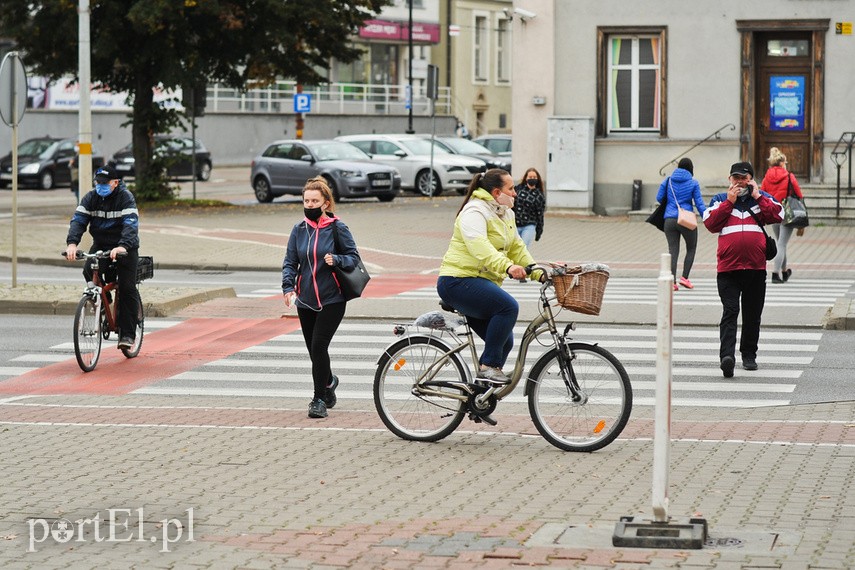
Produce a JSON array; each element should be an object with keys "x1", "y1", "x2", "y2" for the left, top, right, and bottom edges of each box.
[{"x1": 293, "y1": 93, "x2": 311, "y2": 114}]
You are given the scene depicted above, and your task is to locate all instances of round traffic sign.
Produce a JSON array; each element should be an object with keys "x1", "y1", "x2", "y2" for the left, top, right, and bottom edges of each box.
[{"x1": 0, "y1": 52, "x2": 28, "y2": 126}]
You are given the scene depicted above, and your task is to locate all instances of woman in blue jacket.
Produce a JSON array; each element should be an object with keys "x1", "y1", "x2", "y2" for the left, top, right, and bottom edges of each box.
[
  {"x1": 282, "y1": 177, "x2": 361, "y2": 419},
  {"x1": 655, "y1": 158, "x2": 706, "y2": 290}
]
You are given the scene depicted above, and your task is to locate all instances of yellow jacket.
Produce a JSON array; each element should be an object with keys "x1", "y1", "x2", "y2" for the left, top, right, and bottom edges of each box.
[{"x1": 439, "y1": 189, "x2": 537, "y2": 286}]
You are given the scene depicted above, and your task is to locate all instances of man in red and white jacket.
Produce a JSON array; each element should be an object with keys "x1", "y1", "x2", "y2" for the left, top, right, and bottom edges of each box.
[{"x1": 703, "y1": 161, "x2": 783, "y2": 378}]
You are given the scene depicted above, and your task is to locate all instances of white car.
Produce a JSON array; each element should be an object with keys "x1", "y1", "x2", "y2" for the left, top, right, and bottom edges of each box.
[{"x1": 335, "y1": 134, "x2": 485, "y2": 196}]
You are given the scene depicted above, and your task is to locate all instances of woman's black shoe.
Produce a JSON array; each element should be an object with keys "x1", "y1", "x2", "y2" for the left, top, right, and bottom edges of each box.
[
  {"x1": 308, "y1": 398, "x2": 328, "y2": 418},
  {"x1": 783, "y1": 268, "x2": 792, "y2": 282},
  {"x1": 771, "y1": 273, "x2": 784, "y2": 284},
  {"x1": 324, "y1": 375, "x2": 339, "y2": 409}
]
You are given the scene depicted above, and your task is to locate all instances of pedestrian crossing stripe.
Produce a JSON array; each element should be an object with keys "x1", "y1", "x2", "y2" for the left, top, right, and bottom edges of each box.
[
  {"x1": 0, "y1": 320, "x2": 824, "y2": 409},
  {"x1": 237, "y1": 278, "x2": 854, "y2": 309},
  {"x1": 128, "y1": 323, "x2": 820, "y2": 408}
]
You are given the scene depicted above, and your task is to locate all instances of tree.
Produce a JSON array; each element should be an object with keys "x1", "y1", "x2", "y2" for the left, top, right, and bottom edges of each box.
[{"x1": 0, "y1": 0, "x2": 390, "y2": 201}]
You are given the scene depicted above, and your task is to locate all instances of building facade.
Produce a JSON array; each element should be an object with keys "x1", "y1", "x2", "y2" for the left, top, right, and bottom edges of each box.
[
  {"x1": 512, "y1": 0, "x2": 855, "y2": 213},
  {"x1": 434, "y1": 0, "x2": 513, "y2": 138}
]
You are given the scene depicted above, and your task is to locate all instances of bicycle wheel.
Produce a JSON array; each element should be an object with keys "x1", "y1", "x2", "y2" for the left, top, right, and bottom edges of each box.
[
  {"x1": 527, "y1": 343, "x2": 632, "y2": 452},
  {"x1": 121, "y1": 292, "x2": 145, "y2": 359},
  {"x1": 374, "y1": 335, "x2": 468, "y2": 442},
  {"x1": 73, "y1": 296, "x2": 102, "y2": 372}
]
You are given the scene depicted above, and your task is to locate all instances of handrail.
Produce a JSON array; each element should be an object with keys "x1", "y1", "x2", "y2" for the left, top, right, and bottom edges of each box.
[
  {"x1": 657, "y1": 123, "x2": 737, "y2": 176},
  {"x1": 831, "y1": 131, "x2": 855, "y2": 216}
]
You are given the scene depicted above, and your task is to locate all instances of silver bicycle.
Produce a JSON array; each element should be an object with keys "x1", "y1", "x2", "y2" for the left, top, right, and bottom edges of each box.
[{"x1": 374, "y1": 264, "x2": 632, "y2": 452}]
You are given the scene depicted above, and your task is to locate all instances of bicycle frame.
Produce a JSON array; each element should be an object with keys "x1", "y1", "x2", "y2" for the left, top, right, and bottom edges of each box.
[
  {"x1": 82, "y1": 256, "x2": 122, "y2": 335},
  {"x1": 413, "y1": 276, "x2": 585, "y2": 403}
]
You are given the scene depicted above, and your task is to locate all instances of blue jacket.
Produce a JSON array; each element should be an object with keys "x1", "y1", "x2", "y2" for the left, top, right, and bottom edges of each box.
[
  {"x1": 281, "y1": 214, "x2": 360, "y2": 310},
  {"x1": 66, "y1": 181, "x2": 140, "y2": 250},
  {"x1": 655, "y1": 168, "x2": 706, "y2": 219}
]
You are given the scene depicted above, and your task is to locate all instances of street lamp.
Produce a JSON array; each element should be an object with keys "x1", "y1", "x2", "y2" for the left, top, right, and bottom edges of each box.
[{"x1": 406, "y1": 0, "x2": 414, "y2": 133}]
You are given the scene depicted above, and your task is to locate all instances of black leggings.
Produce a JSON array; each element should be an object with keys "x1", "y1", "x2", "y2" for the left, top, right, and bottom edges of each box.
[
  {"x1": 663, "y1": 218, "x2": 698, "y2": 280},
  {"x1": 297, "y1": 302, "x2": 346, "y2": 400}
]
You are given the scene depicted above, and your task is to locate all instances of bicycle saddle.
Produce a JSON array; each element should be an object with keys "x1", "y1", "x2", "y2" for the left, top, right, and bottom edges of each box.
[{"x1": 439, "y1": 301, "x2": 458, "y2": 314}]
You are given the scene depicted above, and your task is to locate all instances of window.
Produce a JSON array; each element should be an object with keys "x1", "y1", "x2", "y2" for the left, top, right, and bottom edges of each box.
[
  {"x1": 496, "y1": 18, "x2": 511, "y2": 83},
  {"x1": 598, "y1": 27, "x2": 667, "y2": 136},
  {"x1": 473, "y1": 15, "x2": 488, "y2": 82}
]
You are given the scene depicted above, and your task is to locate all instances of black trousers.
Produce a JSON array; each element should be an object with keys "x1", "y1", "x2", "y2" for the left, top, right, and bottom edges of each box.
[
  {"x1": 663, "y1": 218, "x2": 698, "y2": 280},
  {"x1": 84, "y1": 246, "x2": 140, "y2": 340},
  {"x1": 297, "y1": 302, "x2": 346, "y2": 400},
  {"x1": 716, "y1": 270, "x2": 766, "y2": 361}
]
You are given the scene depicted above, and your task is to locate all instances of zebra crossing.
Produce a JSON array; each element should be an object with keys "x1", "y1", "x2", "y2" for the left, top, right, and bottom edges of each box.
[
  {"x1": 128, "y1": 321, "x2": 823, "y2": 408},
  {"x1": 236, "y1": 277, "x2": 852, "y2": 308}
]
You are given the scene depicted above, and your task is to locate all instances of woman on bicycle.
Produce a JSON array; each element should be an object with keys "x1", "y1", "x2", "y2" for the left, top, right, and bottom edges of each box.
[
  {"x1": 437, "y1": 168, "x2": 542, "y2": 385},
  {"x1": 282, "y1": 177, "x2": 360, "y2": 419}
]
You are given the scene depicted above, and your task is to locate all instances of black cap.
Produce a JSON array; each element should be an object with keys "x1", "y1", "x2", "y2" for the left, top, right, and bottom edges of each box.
[
  {"x1": 94, "y1": 166, "x2": 121, "y2": 184},
  {"x1": 729, "y1": 161, "x2": 754, "y2": 178}
]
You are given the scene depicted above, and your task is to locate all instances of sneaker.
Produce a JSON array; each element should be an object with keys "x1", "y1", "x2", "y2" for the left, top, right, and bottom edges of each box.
[
  {"x1": 117, "y1": 336, "x2": 134, "y2": 349},
  {"x1": 308, "y1": 398, "x2": 327, "y2": 418},
  {"x1": 720, "y1": 356, "x2": 735, "y2": 378},
  {"x1": 742, "y1": 356, "x2": 758, "y2": 371},
  {"x1": 475, "y1": 366, "x2": 511, "y2": 385},
  {"x1": 324, "y1": 375, "x2": 339, "y2": 409},
  {"x1": 771, "y1": 273, "x2": 784, "y2": 284},
  {"x1": 783, "y1": 268, "x2": 792, "y2": 282},
  {"x1": 673, "y1": 283, "x2": 679, "y2": 292},
  {"x1": 679, "y1": 276, "x2": 694, "y2": 289}
]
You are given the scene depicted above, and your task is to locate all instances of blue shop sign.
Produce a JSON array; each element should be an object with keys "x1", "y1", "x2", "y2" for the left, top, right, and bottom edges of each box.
[{"x1": 769, "y1": 76, "x2": 805, "y2": 131}]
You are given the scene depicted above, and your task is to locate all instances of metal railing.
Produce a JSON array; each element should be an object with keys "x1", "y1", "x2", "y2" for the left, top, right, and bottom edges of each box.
[
  {"x1": 206, "y1": 80, "x2": 452, "y2": 116},
  {"x1": 657, "y1": 123, "x2": 737, "y2": 176},
  {"x1": 830, "y1": 131, "x2": 855, "y2": 217}
]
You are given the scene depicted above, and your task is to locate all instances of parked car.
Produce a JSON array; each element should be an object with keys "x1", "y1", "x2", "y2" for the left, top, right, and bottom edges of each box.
[
  {"x1": 424, "y1": 135, "x2": 512, "y2": 174},
  {"x1": 0, "y1": 137, "x2": 103, "y2": 190},
  {"x1": 250, "y1": 139, "x2": 401, "y2": 203},
  {"x1": 108, "y1": 135, "x2": 213, "y2": 181},
  {"x1": 336, "y1": 134, "x2": 484, "y2": 196},
  {"x1": 472, "y1": 134, "x2": 512, "y2": 157}
]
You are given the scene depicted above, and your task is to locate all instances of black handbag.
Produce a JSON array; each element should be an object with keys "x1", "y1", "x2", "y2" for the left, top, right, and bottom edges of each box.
[
  {"x1": 331, "y1": 221, "x2": 370, "y2": 301},
  {"x1": 782, "y1": 174, "x2": 809, "y2": 228},
  {"x1": 747, "y1": 208, "x2": 777, "y2": 261},
  {"x1": 646, "y1": 184, "x2": 667, "y2": 231}
]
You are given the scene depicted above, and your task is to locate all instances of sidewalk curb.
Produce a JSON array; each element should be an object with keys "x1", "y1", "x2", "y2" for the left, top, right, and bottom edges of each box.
[
  {"x1": 0, "y1": 284, "x2": 236, "y2": 317},
  {"x1": 823, "y1": 298, "x2": 855, "y2": 330}
]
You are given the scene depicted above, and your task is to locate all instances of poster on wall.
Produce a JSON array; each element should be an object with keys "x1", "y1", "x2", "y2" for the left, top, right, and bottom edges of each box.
[
  {"x1": 769, "y1": 75, "x2": 805, "y2": 131},
  {"x1": 26, "y1": 76, "x2": 182, "y2": 110}
]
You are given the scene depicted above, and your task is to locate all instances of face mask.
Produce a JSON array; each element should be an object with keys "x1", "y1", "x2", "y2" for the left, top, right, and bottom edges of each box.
[
  {"x1": 304, "y1": 206, "x2": 323, "y2": 221},
  {"x1": 95, "y1": 183, "x2": 113, "y2": 197},
  {"x1": 494, "y1": 191, "x2": 514, "y2": 208},
  {"x1": 526, "y1": 178, "x2": 538, "y2": 187},
  {"x1": 738, "y1": 185, "x2": 750, "y2": 197}
]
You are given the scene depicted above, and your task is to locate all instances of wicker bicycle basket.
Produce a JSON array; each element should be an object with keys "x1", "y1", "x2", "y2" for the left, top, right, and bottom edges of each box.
[
  {"x1": 552, "y1": 264, "x2": 610, "y2": 316},
  {"x1": 136, "y1": 256, "x2": 154, "y2": 283}
]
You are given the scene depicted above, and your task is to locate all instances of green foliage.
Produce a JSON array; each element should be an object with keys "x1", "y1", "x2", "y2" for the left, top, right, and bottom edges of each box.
[{"x1": 0, "y1": 0, "x2": 391, "y2": 201}]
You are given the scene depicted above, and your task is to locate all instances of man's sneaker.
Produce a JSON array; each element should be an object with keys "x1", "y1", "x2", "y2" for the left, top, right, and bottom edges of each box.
[
  {"x1": 308, "y1": 398, "x2": 327, "y2": 419},
  {"x1": 720, "y1": 356, "x2": 735, "y2": 378},
  {"x1": 324, "y1": 375, "x2": 339, "y2": 409},
  {"x1": 117, "y1": 336, "x2": 134, "y2": 349},
  {"x1": 742, "y1": 356, "x2": 758, "y2": 371},
  {"x1": 475, "y1": 367, "x2": 511, "y2": 385},
  {"x1": 679, "y1": 276, "x2": 694, "y2": 289}
]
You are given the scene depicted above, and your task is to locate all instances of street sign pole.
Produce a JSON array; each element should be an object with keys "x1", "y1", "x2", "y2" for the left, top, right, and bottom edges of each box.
[
  {"x1": 1, "y1": 51, "x2": 28, "y2": 288},
  {"x1": 78, "y1": 0, "x2": 93, "y2": 207}
]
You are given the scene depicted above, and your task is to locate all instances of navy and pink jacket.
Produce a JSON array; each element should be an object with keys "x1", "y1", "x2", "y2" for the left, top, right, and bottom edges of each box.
[
  {"x1": 703, "y1": 190, "x2": 783, "y2": 273},
  {"x1": 281, "y1": 213, "x2": 360, "y2": 310}
]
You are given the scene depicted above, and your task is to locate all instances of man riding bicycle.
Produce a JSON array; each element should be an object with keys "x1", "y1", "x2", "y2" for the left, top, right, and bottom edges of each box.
[{"x1": 65, "y1": 166, "x2": 140, "y2": 349}]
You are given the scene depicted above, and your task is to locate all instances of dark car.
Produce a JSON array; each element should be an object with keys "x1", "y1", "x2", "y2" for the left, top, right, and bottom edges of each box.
[
  {"x1": 0, "y1": 137, "x2": 103, "y2": 190},
  {"x1": 108, "y1": 135, "x2": 213, "y2": 181},
  {"x1": 427, "y1": 136, "x2": 512, "y2": 174},
  {"x1": 250, "y1": 139, "x2": 401, "y2": 203}
]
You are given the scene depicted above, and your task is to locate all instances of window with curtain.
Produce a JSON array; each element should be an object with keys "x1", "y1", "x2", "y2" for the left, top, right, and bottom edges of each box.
[
  {"x1": 474, "y1": 15, "x2": 488, "y2": 82},
  {"x1": 607, "y1": 35, "x2": 661, "y2": 132}
]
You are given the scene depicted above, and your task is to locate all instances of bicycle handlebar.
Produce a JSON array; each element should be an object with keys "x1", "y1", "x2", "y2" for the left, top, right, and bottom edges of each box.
[{"x1": 60, "y1": 250, "x2": 127, "y2": 260}]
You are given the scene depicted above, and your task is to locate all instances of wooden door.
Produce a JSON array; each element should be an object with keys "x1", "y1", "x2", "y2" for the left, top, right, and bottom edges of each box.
[{"x1": 755, "y1": 32, "x2": 812, "y2": 181}]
